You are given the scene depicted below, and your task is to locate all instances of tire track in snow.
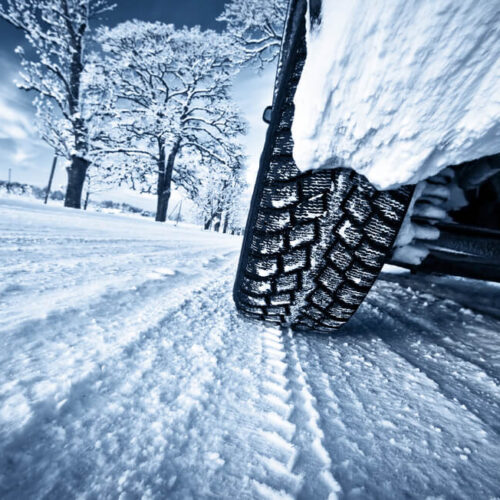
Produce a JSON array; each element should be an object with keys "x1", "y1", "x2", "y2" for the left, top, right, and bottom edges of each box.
[
  {"x1": 0, "y1": 239, "x2": 168, "y2": 272},
  {"x1": 0, "y1": 237, "x2": 236, "y2": 279},
  {"x1": 372, "y1": 278, "x2": 500, "y2": 381},
  {"x1": 0, "y1": 252, "x2": 238, "y2": 439},
  {"x1": 279, "y1": 329, "x2": 341, "y2": 499},
  {"x1": 363, "y1": 288, "x2": 500, "y2": 434},
  {"x1": 248, "y1": 327, "x2": 301, "y2": 499},
  {"x1": 290, "y1": 335, "x2": 372, "y2": 498},
  {"x1": 0, "y1": 269, "x2": 242, "y2": 499},
  {"x1": 1, "y1": 272, "x2": 324, "y2": 499},
  {"x1": 201, "y1": 324, "x2": 338, "y2": 500},
  {"x1": 0, "y1": 246, "x2": 176, "y2": 290},
  {"x1": 163, "y1": 318, "x2": 302, "y2": 499},
  {"x1": 300, "y1": 322, "x2": 500, "y2": 498},
  {"x1": 0, "y1": 246, "x2": 231, "y2": 332}
]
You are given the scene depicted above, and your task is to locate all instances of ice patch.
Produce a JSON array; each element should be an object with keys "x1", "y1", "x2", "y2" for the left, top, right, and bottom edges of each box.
[{"x1": 293, "y1": 0, "x2": 500, "y2": 189}]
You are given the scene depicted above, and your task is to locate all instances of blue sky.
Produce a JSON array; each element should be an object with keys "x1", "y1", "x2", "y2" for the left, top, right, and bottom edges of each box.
[{"x1": 0, "y1": 0, "x2": 274, "y2": 209}]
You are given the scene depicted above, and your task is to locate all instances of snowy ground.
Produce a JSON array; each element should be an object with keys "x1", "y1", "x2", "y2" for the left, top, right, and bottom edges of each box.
[{"x1": 1, "y1": 198, "x2": 499, "y2": 499}]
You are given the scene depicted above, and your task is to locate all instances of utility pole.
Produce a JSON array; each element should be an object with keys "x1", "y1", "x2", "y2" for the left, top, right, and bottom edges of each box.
[
  {"x1": 175, "y1": 200, "x2": 182, "y2": 226},
  {"x1": 83, "y1": 190, "x2": 90, "y2": 210},
  {"x1": 44, "y1": 156, "x2": 58, "y2": 204}
]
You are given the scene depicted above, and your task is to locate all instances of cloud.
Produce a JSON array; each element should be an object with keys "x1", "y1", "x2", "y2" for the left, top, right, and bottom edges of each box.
[
  {"x1": 0, "y1": 101, "x2": 34, "y2": 140},
  {"x1": 0, "y1": 53, "x2": 55, "y2": 185},
  {"x1": 0, "y1": 59, "x2": 36, "y2": 140},
  {"x1": 0, "y1": 87, "x2": 53, "y2": 185},
  {"x1": 12, "y1": 147, "x2": 31, "y2": 164}
]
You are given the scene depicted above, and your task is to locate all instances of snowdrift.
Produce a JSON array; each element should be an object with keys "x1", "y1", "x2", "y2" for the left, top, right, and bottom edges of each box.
[{"x1": 292, "y1": 0, "x2": 500, "y2": 189}]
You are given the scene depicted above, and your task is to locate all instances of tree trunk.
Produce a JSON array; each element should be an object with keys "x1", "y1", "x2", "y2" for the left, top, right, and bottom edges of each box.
[
  {"x1": 155, "y1": 142, "x2": 167, "y2": 222},
  {"x1": 64, "y1": 156, "x2": 89, "y2": 209},
  {"x1": 204, "y1": 211, "x2": 217, "y2": 230},
  {"x1": 223, "y1": 213, "x2": 229, "y2": 234},
  {"x1": 64, "y1": 13, "x2": 89, "y2": 210},
  {"x1": 213, "y1": 210, "x2": 222, "y2": 232},
  {"x1": 156, "y1": 136, "x2": 181, "y2": 222}
]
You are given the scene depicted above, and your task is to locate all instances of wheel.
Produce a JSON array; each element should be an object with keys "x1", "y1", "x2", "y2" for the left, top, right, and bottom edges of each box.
[{"x1": 233, "y1": 0, "x2": 413, "y2": 332}]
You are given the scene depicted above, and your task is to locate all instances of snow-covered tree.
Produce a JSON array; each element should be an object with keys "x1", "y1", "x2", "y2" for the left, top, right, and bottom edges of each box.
[
  {"x1": 0, "y1": 0, "x2": 115, "y2": 209},
  {"x1": 93, "y1": 22, "x2": 247, "y2": 222},
  {"x1": 222, "y1": 176, "x2": 247, "y2": 234},
  {"x1": 81, "y1": 163, "x2": 114, "y2": 210},
  {"x1": 197, "y1": 143, "x2": 247, "y2": 232},
  {"x1": 217, "y1": 0, "x2": 288, "y2": 67}
]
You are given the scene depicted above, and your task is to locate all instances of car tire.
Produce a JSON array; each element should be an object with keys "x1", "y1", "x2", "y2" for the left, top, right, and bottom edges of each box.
[{"x1": 233, "y1": 0, "x2": 413, "y2": 332}]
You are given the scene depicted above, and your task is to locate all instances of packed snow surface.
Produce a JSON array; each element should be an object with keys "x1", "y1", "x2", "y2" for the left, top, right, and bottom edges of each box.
[
  {"x1": 292, "y1": 0, "x2": 500, "y2": 189},
  {"x1": 1, "y1": 198, "x2": 500, "y2": 498}
]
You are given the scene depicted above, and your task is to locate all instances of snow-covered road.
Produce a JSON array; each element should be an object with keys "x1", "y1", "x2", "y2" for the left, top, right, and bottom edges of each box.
[{"x1": 1, "y1": 199, "x2": 499, "y2": 499}]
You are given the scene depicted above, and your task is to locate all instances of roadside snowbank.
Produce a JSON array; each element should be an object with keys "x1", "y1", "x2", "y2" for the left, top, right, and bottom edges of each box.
[{"x1": 292, "y1": 0, "x2": 500, "y2": 189}]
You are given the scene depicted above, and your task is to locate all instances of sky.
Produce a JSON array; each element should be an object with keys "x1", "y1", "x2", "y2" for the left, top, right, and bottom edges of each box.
[{"x1": 0, "y1": 0, "x2": 275, "y2": 211}]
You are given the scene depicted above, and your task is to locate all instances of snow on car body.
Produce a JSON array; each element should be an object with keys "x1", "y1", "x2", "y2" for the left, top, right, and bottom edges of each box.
[{"x1": 292, "y1": 0, "x2": 500, "y2": 189}]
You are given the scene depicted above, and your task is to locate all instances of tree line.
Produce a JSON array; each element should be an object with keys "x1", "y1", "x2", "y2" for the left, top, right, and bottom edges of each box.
[{"x1": 0, "y1": 0, "x2": 287, "y2": 229}]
